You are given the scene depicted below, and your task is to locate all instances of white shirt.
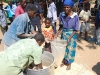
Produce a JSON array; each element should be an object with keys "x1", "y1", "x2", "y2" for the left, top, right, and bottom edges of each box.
[
  {"x1": 47, "y1": 2, "x2": 57, "y2": 23},
  {"x1": 79, "y1": 10, "x2": 91, "y2": 22}
]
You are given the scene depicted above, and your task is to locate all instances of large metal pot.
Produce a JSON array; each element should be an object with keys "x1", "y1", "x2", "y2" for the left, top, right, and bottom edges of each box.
[{"x1": 27, "y1": 51, "x2": 55, "y2": 75}]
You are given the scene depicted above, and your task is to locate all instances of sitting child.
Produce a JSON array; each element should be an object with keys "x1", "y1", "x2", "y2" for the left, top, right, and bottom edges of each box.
[{"x1": 42, "y1": 18, "x2": 55, "y2": 52}]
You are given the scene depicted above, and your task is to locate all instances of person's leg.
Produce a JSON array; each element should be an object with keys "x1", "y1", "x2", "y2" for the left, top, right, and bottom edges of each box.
[
  {"x1": 79, "y1": 32, "x2": 82, "y2": 39},
  {"x1": 84, "y1": 31, "x2": 88, "y2": 40},
  {"x1": 66, "y1": 63, "x2": 71, "y2": 70},
  {"x1": 52, "y1": 22, "x2": 56, "y2": 34},
  {"x1": 79, "y1": 22, "x2": 85, "y2": 40}
]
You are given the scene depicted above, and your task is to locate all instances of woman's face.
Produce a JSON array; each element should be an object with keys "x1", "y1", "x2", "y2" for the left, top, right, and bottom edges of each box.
[{"x1": 63, "y1": 5, "x2": 72, "y2": 14}]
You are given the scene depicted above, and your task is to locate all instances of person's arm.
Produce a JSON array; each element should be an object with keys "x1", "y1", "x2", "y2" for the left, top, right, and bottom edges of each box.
[
  {"x1": 32, "y1": 45, "x2": 43, "y2": 69},
  {"x1": 38, "y1": 3, "x2": 43, "y2": 24},
  {"x1": 17, "y1": 33, "x2": 36, "y2": 38},
  {"x1": 28, "y1": 62, "x2": 43, "y2": 69},
  {"x1": 67, "y1": 31, "x2": 77, "y2": 44},
  {"x1": 38, "y1": 62, "x2": 43, "y2": 69},
  {"x1": 79, "y1": 10, "x2": 85, "y2": 22},
  {"x1": 16, "y1": 18, "x2": 36, "y2": 38},
  {"x1": 39, "y1": 13, "x2": 43, "y2": 24}
]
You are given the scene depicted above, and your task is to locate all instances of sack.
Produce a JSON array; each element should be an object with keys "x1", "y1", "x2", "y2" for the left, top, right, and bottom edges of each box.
[{"x1": 51, "y1": 39, "x2": 67, "y2": 67}]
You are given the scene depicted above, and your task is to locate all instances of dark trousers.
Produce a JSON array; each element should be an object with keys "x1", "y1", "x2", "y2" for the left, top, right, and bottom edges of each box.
[{"x1": 31, "y1": 16, "x2": 42, "y2": 33}]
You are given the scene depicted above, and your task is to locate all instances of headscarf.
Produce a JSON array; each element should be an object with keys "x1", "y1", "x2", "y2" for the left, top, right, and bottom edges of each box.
[{"x1": 63, "y1": 0, "x2": 74, "y2": 7}]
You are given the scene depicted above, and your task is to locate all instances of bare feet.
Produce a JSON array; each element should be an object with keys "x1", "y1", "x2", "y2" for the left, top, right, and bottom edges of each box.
[
  {"x1": 66, "y1": 64, "x2": 71, "y2": 70},
  {"x1": 60, "y1": 63, "x2": 64, "y2": 67}
]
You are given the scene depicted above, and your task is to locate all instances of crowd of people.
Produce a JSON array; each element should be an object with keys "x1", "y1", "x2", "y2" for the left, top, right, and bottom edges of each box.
[{"x1": 0, "y1": 0, "x2": 100, "y2": 75}]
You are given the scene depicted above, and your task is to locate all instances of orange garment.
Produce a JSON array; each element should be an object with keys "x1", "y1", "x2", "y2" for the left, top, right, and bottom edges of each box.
[{"x1": 42, "y1": 26, "x2": 54, "y2": 39}]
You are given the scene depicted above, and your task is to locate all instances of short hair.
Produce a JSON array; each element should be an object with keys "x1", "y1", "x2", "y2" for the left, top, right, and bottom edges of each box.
[
  {"x1": 45, "y1": 17, "x2": 51, "y2": 22},
  {"x1": 25, "y1": 3, "x2": 37, "y2": 12},
  {"x1": 33, "y1": 33, "x2": 45, "y2": 42}
]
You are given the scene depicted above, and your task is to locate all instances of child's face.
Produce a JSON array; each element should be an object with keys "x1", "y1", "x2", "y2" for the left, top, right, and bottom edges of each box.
[
  {"x1": 45, "y1": 20, "x2": 50, "y2": 28},
  {"x1": 85, "y1": 6, "x2": 90, "y2": 10}
]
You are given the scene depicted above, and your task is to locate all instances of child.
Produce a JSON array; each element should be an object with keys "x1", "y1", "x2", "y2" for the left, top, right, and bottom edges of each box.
[
  {"x1": 79, "y1": 2, "x2": 91, "y2": 41},
  {"x1": 0, "y1": 2, "x2": 8, "y2": 35},
  {"x1": 42, "y1": 18, "x2": 55, "y2": 52}
]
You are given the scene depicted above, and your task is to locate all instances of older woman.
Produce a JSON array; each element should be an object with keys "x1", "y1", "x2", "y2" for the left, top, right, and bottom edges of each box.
[{"x1": 57, "y1": 0, "x2": 79, "y2": 70}]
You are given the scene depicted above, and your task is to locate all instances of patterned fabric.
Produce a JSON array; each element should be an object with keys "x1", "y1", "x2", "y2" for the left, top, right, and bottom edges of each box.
[
  {"x1": 61, "y1": 29, "x2": 77, "y2": 64},
  {"x1": 0, "y1": 39, "x2": 42, "y2": 75},
  {"x1": 42, "y1": 26, "x2": 54, "y2": 39}
]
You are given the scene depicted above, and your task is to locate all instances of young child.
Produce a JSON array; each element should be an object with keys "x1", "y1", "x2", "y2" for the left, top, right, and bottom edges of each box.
[
  {"x1": 42, "y1": 18, "x2": 55, "y2": 52},
  {"x1": 79, "y1": 2, "x2": 91, "y2": 41},
  {"x1": 0, "y1": 2, "x2": 8, "y2": 35}
]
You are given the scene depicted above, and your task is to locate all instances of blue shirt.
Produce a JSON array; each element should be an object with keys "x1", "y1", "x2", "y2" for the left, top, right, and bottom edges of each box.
[
  {"x1": 4, "y1": 5, "x2": 17, "y2": 17},
  {"x1": 59, "y1": 12, "x2": 79, "y2": 31},
  {"x1": 95, "y1": 11, "x2": 100, "y2": 27},
  {"x1": 2, "y1": 13, "x2": 34, "y2": 46}
]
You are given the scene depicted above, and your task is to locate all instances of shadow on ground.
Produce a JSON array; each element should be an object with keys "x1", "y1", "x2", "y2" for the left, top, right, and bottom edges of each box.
[
  {"x1": 76, "y1": 25, "x2": 98, "y2": 50},
  {"x1": 92, "y1": 62, "x2": 100, "y2": 75}
]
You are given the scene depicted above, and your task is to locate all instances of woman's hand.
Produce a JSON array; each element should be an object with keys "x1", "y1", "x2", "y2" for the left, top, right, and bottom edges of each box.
[{"x1": 67, "y1": 38, "x2": 71, "y2": 45}]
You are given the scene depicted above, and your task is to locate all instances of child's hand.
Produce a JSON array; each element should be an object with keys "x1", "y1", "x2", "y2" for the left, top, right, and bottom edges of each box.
[{"x1": 54, "y1": 34, "x2": 58, "y2": 39}]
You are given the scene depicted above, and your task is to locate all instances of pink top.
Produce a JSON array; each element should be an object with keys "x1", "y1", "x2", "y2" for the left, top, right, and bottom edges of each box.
[{"x1": 15, "y1": 5, "x2": 24, "y2": 18}]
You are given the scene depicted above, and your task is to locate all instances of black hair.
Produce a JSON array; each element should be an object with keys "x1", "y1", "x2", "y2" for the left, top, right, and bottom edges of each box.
[
  {"x1": 84, "y1": 2, "x2": 90, "y2": 7},
  {"x1": 25, "y1": 3, "x2": 37, "y2": 12},
  {"x1": 19, "y1": 0, "x2": 23, "y2": 3},
  {"x1": 33, "y1": 33, "x2": 45, "y2": 42},
  {"x1": 45, "y1": 17, "x2": 51, "y2": 22}
]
